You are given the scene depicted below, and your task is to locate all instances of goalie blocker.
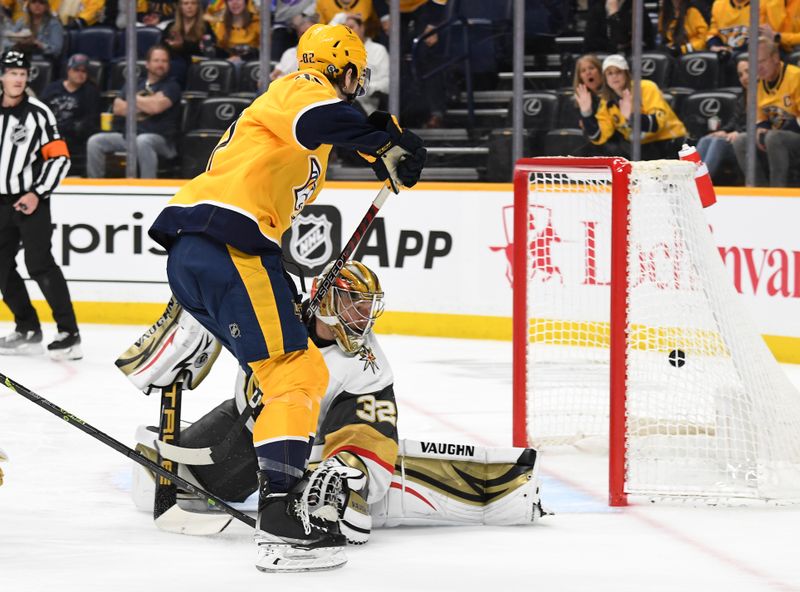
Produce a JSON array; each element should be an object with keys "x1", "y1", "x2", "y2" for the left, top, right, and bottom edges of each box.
[{"x1": 131, "y1": 415, "x2": 545, "y2": 541}]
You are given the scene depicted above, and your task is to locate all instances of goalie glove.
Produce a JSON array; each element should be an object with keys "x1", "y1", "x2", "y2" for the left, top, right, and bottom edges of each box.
[
  {"x1": 360, "y1": 111, "x2": 427, "y2": 194},
  {"x1": 306, "y1": 454, "x2": 372, "y2": 544}
]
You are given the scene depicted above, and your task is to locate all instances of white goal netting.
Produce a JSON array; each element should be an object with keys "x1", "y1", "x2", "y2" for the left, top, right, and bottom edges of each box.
[{"x1": 518, "y1": 159, "x2": 800, "y2": 501}]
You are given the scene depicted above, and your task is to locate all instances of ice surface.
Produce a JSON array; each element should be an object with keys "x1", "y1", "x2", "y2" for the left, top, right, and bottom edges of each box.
[{"x1": 1, "y1": 324, "x2": 799, "y2": 591}]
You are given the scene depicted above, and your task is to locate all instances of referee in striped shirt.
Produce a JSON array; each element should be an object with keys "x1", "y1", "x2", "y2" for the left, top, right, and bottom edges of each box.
[{"x1": 0, "y1": 50, "x2": 82, "y2": 361}]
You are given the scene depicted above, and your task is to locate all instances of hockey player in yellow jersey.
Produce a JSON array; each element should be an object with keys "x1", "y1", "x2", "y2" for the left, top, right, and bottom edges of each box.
[
  {"x1": 148, "y1": 23, "x2": 426, "y2": 573},
  {"x1": 733, "y1": 35, "x2": 800, "y2": 186}
]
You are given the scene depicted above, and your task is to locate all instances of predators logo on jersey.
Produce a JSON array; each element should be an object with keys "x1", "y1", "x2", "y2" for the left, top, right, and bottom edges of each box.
[{"x1": 292, "y1": 156, "x2": 322, "y2": 220}]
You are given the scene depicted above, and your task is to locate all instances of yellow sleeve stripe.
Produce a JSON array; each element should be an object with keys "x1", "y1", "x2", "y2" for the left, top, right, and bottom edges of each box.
[
  {"x1": 292, "y1": 97, "x2": 343, "y2": 150},
  {"x1": 227, "y1": 246, "x2": 285, "y2": 355}
]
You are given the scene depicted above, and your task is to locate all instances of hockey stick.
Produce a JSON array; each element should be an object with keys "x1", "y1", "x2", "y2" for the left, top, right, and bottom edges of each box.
[
  {"x1": 0, "y1": 372, "x2": 256, "y2": 532},
  {"x1": 154, "y1": 183, "x2": 394, "y2": 467},
  {"x1": 149, "y1": 382, "x2": 228, "y2": 534},
  {"x1": 155, "y1": 387, "x2": 262, "y2": 466},
  {"x1": 304, "y1": 182, "x2": 392, "y2": 321},
  {"x1": 154, "y1": 383, "x2": 181, "y2": 521}
]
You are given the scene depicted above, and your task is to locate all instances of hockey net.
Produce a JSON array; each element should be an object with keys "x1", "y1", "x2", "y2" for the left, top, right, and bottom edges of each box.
[{"x1": 512, "y1": 157, "x2": 800, "y2": 505}]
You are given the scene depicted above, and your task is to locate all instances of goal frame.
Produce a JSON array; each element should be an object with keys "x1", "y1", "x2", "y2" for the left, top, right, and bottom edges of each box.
[{"x1": 512, "y1": 157, "x2": 633, "y2": 507}]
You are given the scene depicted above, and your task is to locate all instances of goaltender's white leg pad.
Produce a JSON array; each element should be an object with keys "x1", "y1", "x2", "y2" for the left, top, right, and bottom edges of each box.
[
  {"x1": 116, "y1": 298, "x2": 221, "y2": 395},
  {"x1": 371, "y1": 439, "x2": 544, "y2": 528}
]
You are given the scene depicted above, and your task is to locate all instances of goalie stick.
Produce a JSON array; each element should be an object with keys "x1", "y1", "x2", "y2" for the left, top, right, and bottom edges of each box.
[
  {"x1": 153, "y1": 183, "x2": 394, "y2": 467},
  {"x1": 0, "y1": 372, "x2": 256, "y2": 533}
]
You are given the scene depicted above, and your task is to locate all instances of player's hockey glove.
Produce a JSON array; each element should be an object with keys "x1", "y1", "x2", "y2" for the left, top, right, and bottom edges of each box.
[
  {"x1": 361, "y1": 111, "x2": 427, "y2": 194},
  {"x1": 306, "y1": 455, "x2": 371, "y2": 544}
]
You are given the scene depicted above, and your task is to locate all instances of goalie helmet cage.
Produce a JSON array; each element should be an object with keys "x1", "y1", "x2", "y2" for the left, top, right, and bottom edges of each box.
[{"x1": 511, "y1": 157, "x2": 800, "y2": 507}]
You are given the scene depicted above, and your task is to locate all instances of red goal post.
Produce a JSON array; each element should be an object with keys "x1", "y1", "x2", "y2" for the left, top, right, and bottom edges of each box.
[
  {"x1": 511, "y1": 157, "x2": 800, "y2": 507},
  {"x1": 513, "y1": 157, "x2": 631, "y2": 506}
]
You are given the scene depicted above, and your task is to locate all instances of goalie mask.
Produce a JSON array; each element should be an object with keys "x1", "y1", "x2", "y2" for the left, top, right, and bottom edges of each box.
[{"x1": 311, "y1": 261, "x2": 384, "y2": 354}]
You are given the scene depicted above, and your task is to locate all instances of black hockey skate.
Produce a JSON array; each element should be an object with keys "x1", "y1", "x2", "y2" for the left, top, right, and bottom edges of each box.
[
  {"x1": 254, "y1": 471, "x2": 347, "y2": 573},
  {"x1": 47, "y1": 332, "x2": 82, "y2": 361}
]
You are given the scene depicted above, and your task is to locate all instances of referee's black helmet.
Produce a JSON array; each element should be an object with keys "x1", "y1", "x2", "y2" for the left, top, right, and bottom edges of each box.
[{"x1": 1, "y1": 50, "x2": 30, "y2": 72}]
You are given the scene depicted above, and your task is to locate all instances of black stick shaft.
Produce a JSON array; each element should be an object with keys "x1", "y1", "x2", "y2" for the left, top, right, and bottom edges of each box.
[
  {"x1": 305, "y1": 184, "x2": 391, "y2": 320},
  {"x1": 0, "y1": 373, "x2": 256, "y2": 528},
  {"x1": 154, "y1": 383, "x2": 181, "y2": 520}
]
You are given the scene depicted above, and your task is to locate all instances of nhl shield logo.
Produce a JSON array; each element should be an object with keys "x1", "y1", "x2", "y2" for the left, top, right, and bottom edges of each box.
[
  {"x1": 290, "y1": 212, "x2": 333, "y2": 268},
  {"x1": 10, "y1": 124, "x2": 28, "y2": 146}
]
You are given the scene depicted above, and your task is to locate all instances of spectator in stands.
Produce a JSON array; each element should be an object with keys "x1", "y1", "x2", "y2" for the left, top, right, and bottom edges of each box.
[
  {"x1": 706, "y1": 0, "x2": 750, "y2": 54},
  {"x1": 344, "y1": 13, "x2": 389, "y2": 116},
  {"x1": 5, "y1": 0, "x2": 63, "y2": 65},
  {"x1": 39, "y1": 53, "x2": 100, "y2": 176},
  {"x1": 583, "y1": 0, "x2": 655, "y2": 54},
  {"x1": 732, "y1": 36, "x2": 800, "y2": 186},
  {"x1": 271, "y1": 0, "x2": 316, "y2": 58},
  {"x1": 214, "y1": 0, "x2": 260, "y2": 63},
  {"x1": 1, "y1": 0, "x2": 24, "y2": 23},
  {"x1": 696, "y1": 54, "x2": 749, "y2": 184},
  {"x1": 50, "y1": 0, "x2": 105, "y2": 28},
  {"x1": 582, "y1": 54, "x2": 687, "y2": 160},
  {"x1": 270, "y1": 8, "x2": 318, "y2": 81},
  {"x1": 658, "y1": 0, "x2": 709, "y2": 55},
  {"x1": 572, "y1": 54, "x2": 611, "y2": 156},
  {"x1": 138, "y1": 0, "x2": 175, "y2": 27},
  {"x1": 162, "y1": 0, "x2": 216, "y2": 85},
  {"x1": 86, "y1": 45, "x2": 181, "y2": 179},
  {"x1": 317, "y1": 0, "x2": 380, "y2": 38},
  {"x1": 760, "y1": 0, "x2": 800, "y2": 54},
  {"x1": 375, "y1": 0, "x2": 448, "y2": 128}
]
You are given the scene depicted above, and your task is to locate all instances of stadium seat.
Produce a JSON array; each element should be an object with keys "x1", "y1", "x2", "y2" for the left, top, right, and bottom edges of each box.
[
  {"x1": 107, "y1": 60, "x2": 146, "y2": 92},
  {"x1": 86, "y1": 59, "x2": 106, "y2": 90},
  {"x1": 664, "y1": 86, "x2": 694, "y2": 116},
  {"x1": 680, "y1": 91, "x2": 739, "y2": 140},
  {"x1": 555, "y1": 89, "x2": 581, "y2": 128},
  {"x1": 189, "y1": 97, "x2": 251, "y2": 131},
  {"x1": 674, "y1": 52, "x2": 720, "y2": 90},
  {"x1": 29, "y1": 60, "x2": 53, "y2": 96},
  {"x1": 238, "y1": 61, "x2": 263, "y2": 94},
  {"x1": 180, "y1": 130, "x2": 224, "y2": 178},
  {"x1": 520, "y1": 92, "x2": 558, "y2": 131},
  {"x1": 185, "y1": 60, "x2": 235, "y2": 97},
  {"x1": 641, "y1": 52, "x2": 673, "y2": 88},
  {"x1": 75, "y1": 27, "x2": 116, "y2": 62},
  {"x1": 542, "y1": 128, "x2": 587, "y2": 157},
  {"x1": 115, "y1": 27, "x2": 164, "y2": 60}
]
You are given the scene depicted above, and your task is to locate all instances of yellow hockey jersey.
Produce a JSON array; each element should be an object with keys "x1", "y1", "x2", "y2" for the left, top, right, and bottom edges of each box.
[
  {"x1": 150, "y1": 69, "x2": 394, "y2": 254},
  {"x1": 589, "y1": 80, "x2": 687, "y2": 145},
  {"x1": 757, "y1": 61, "x2": 800, "y2": 131},
  {"x1": 316, "y1": 0, "x2": 377, "y2": 24},
  {"x1": 761, "y1": 0, "x2": 800, "y2": 51},
  {"x1": 660, "y1": 5, "x2": 709, "y2": 53},
  {"x1": 707, "y1": 0, "x2": 751, "y2": 49},
  {"x1": 49, "y1": 0, "x2": 105, "y2": 26}
]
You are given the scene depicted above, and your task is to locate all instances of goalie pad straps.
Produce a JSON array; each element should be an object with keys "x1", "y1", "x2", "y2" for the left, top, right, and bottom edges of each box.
[
  {"x1": 115, "y1": 297, "x2": 222, "y2": 395},
  {"x1": 371, "y1": 439, "x2": 544, "y2": 528}
]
